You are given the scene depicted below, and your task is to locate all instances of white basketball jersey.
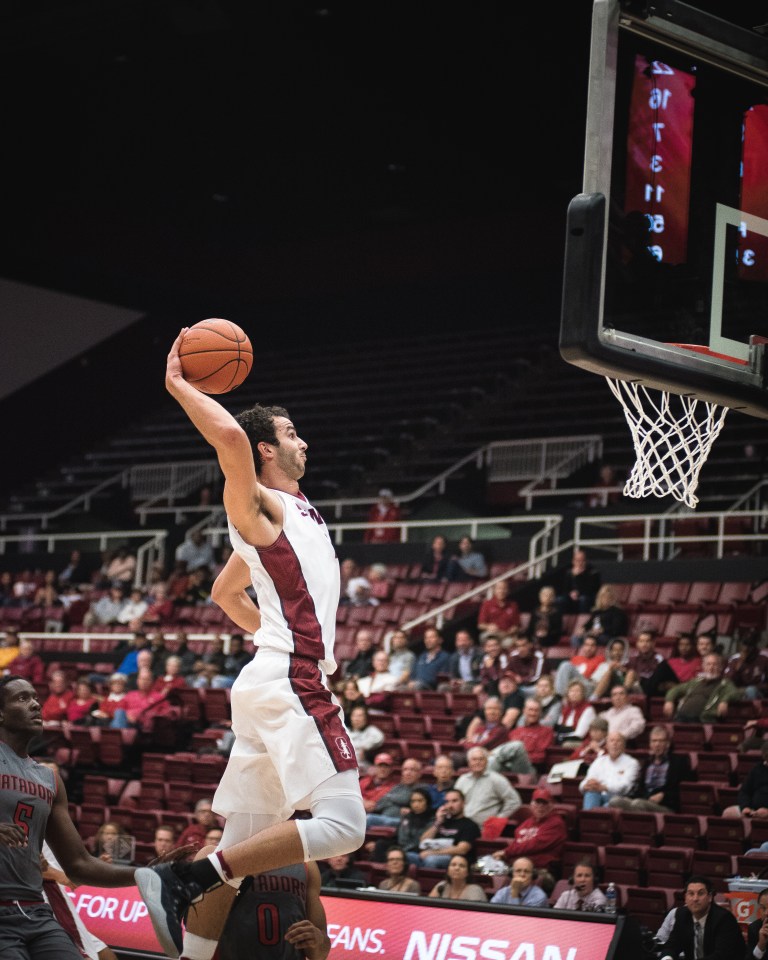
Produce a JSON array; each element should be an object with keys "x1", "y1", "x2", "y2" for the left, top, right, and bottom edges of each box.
[{"x1": 228, "y1": 489, "x2": 340, "y2": 673}]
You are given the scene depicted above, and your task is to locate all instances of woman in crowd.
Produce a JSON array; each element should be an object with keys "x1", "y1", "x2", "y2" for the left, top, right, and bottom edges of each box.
[
  {"x1": 420, "y1": 534, "x2": 449, "y2": 582},
  {"x1": 347, "y1": 704, "x2": 385, "y2": 769},
  {"x1": 87, "y1": 821, "x2": 135, "y2": 863},
  {"x1": 393, "y1": 788, "x2": 435, "y2": 862},
  {"x1": 91, "y1": 672, "x2": 129, "y2": 725},
  {"x1": 533, "y1": 674, "x2": 561, "y2": 727},
  {"x1": 377, "y1": 846, "x2": 421, "y2": 895},
  {"x1": 428, "y1": 855, "x2": 487, "y2": 901},
  {"x1": 32, "y1": 570, "x2": 61, "y2": 608},
  {"x1": 554, "y1": 679, "x2": 597, "y2": 745},
  {"x1": 526, "y1": 586, "x2": 563, "y2": 648},
  {"x1": 337, "y1": 678, "x2": 366, "y2": 723},
  {"x1": 570, "y1": 585, "x2": 628, "y2": 649},
  {"x1": 568, "y1": 716, "x2": 609, "y2": 773}
]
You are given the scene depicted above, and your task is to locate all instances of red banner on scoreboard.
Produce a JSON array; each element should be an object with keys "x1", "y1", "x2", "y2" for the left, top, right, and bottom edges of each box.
[{"x1": 67, "y1": 886, "x2": 619, "y2": 960}]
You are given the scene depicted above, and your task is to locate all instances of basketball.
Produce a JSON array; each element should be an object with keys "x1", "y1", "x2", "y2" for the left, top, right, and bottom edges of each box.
[{"x1": 179, "y1": 319, "x2": 253, "y2": 394}]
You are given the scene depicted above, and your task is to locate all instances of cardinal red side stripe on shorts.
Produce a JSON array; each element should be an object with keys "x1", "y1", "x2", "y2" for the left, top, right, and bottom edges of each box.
[
  {"x1": 257, "y1": 531, "x2": 325, "y2": 661},
  {"x1": 288, "y1": 657, "x2": 357, "y2": 772}
]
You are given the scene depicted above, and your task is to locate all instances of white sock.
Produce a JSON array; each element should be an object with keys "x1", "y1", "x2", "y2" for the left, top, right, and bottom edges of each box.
[{"x1": 180, "y1": 932, "x2": 218, "y2": 960}]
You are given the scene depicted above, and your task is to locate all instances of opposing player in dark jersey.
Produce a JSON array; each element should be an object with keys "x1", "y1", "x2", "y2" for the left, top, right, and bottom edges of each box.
[
  {"x1": 0, "y1": 676, "x2": 137, "y2": 960},
  {"x1": 136, "y1": 332, "x2": 365, "y2": 959},
  {"x1": 217, "y1": 861, "x2": 329, "y2": 960}
]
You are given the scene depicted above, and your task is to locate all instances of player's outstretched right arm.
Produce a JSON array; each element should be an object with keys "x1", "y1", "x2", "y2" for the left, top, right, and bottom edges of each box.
[
  {"x1": 165, "y1": 330, "x2": 283, "y2": 548},
  {"x1": 166, "y1": 330, "x2": 258, "y2": 491}
]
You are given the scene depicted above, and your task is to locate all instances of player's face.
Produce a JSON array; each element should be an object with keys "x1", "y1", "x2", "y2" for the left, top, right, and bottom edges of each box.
[
  {"x1": 273, "y1": 417, "x2": 308, "y2": 480},
  {"x1": 0, "y1": 680, "x2": 42, "y2": 734}
]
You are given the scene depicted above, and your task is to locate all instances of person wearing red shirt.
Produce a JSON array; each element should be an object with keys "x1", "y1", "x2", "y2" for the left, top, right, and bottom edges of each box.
[
  {"x1": 488, "y1": 698, "x2": 554, "y2": 777},
  {"x1": 491, "y1": 788, "x2": 568, "y2": 870},
  {"x1": 139, "y1": 583, "x2": 175, "y2": 628},
  {"x1": 65, "y1": 678, "x2": 100, "y2": 725},
  {"x1": 504, "y1": 636, "x2": 545, "y2": 695},
  {"x1": 460, "y1": 697, "x2": 510, "y2": 755},
  {"x1": 475, "y1": 635, "x2": 509, "y2": 696},
  {"x1": 6, "y1": 637, "x2": 46, "y2": 686},
  {"x1": 554, "y1": 635, "x2": 607, "y2": 697},
  {"x1": 666, "y1": 634, "x2": 702, "y2": 683},
  {"x1": 177, "y1": 798, "x2": 219, "y2": 851},
  {"x1": 568, "y1": 716, "x2": 609, "y2": 768},
  {"x1": 111, "y1": 668, "x2": 173, "y2": 731},
  {"x1": 151, "y1": 654, "x2": 188, "y2": 696},
  {"x1": 41, "y1": 670, "x2": 74, "y2": 722},
  {"x1": 91, "y1": 673, "x2": 129, "y2": 724},
  {"x1": 554, "y1": 681, "x2": 597, "y2": 744},
  {"x1": 359, "y1": 753, "x2": 400, "y2": 813},
  {"x1": 478, "y1": 581, "x2": 520, "y2": 640},
  {"x1": 505, "y1": 699, "x2": 555, "y2": 768},
  {"x1": 363, "y1": 489, "x2": 401, "y2": 544},
  {"x1": 625, "y1": 630, "x2": 665, "y2": 695}
]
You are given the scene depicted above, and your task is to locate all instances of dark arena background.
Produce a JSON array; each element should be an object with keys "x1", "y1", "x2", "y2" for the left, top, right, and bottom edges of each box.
[{"x1": 1, "y1": 2, "x2": 767, "y2": 959}]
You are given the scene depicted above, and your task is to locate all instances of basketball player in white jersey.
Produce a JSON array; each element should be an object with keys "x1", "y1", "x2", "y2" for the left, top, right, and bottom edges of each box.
[{"x1": 136, "y1": 330, "x2": 365, "y2": 960}]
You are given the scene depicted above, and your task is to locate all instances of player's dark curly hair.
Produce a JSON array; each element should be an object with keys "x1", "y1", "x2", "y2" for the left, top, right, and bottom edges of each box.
[
  {"x1": 0, "y1": 675, "x2": 25, "y2": 709},
  {"x1": 235, "y1": 404, "x2": 290, "y2": 474}
]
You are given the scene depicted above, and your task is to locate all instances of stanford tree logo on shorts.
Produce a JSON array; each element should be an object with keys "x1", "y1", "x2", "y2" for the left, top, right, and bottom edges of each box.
[{"x1": 335, "y1": 737, "x2": 353, "y2": 761}]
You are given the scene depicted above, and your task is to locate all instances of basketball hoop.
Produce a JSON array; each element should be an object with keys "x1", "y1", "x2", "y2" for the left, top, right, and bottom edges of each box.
[{"x1": 606, "y1": 345, "x2": 736, "y2": 509}]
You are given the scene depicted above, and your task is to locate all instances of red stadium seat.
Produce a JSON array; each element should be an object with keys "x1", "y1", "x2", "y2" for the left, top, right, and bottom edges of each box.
[
  {"x1": 678, "y1": 781, "x2": 720, "y2": 816},
  {"x1": 577, "y1": 809, "x2": 618, "y2": 845},
  {"x1": 616, "y1": 811, "x2": 663, "y2": 847},
  {"x1": 704, "y1": 816, "x2": 749, "y2": 854},
  {"x1": 602, "y1": 844, "x2": 646, "y2": 885},
  {"x1": 623, "y1": 887, "x2": 674, "y2": 929},
  {"x1": 660, "y1": 814, "x2": 705, "y2": 848},
  {"x1": 689, "y1": 851, "x2": 736, "y2": 891},
  {"x1": 645, "y1": 847, "x2": 692, "y2": 887},
  {"x1": 394, "y1": 714, "x2": 426, "y2": 738}
]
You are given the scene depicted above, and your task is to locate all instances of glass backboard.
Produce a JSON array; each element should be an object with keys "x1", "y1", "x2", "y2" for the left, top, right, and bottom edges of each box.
[{"x1": 560, "y1": 0, "x2": 768, "y2": 419}]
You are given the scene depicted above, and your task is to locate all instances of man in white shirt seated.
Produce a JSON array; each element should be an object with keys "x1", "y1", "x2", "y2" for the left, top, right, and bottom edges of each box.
[
  {"x1": 579, "y1": 731, "x2": 639, "y2": 809},
  {"x1": 553, "y1": 860, "x2": 607, "y2": 912}
]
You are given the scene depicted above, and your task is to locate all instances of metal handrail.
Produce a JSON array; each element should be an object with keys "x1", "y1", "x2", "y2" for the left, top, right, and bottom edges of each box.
[
  {"x1": 0, "y1": 471, "x2": 127, "y2": 532},
  {"x1": 519, "y1": 484, "x2": 624, "y2": 511},
  {"x1": 134, "y1": 436, "x2": 603, "y2": 522},
  {"x1": 728, "y1": 479, "x2": 768, "y2": 513},
  {"x1": 399, "y1": 538, "x2": 577, "y2": 633},
  {"x1": 575, "y1": 509, "x2": 767, "y2": 561},
  {"x1": 207, "y1": 513, "x2": 564, "y2": 552},
  {"x1": 0, "y1": 529, "x2": 168, "y2": 588}
]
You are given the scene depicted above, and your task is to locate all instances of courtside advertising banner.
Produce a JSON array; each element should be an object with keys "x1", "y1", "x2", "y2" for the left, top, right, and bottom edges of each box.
[{"x1": 66, "y1": 886, "x2": 619, "y2": 959}]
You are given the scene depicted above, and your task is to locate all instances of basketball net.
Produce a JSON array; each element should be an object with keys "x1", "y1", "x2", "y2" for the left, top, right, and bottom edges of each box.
[{"x1": 606, "y1": 377, "x2": 729, "y2": 509}]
